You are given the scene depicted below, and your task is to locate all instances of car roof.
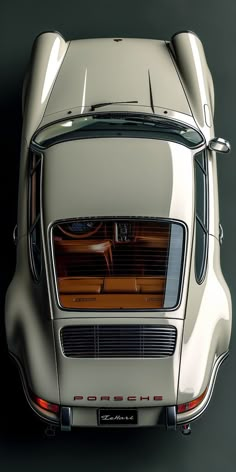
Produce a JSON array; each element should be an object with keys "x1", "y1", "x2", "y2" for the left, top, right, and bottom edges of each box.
[{"x1": 42, "y1": 137, "x2": 194, "y2": 228}]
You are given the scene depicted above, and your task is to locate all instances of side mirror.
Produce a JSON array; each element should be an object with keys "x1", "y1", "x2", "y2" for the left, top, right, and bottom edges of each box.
[{"x1": 208, "y1": 137, "x2": 231, "y2": 154}]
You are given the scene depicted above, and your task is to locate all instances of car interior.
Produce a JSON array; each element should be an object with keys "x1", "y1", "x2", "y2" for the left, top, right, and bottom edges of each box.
[{"x1": 53, "y1": 220, "x2": 181, "y2": 310}]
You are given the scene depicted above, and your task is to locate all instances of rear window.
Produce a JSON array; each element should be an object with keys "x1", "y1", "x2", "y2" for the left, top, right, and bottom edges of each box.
[{"x1": 52, "y1": 219, "x2": 185, "y2": 310}]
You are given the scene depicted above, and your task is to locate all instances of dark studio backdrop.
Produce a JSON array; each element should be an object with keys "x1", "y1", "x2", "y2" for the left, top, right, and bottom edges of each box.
[{"x1": 0, "y1": 1, "x2": 235, "y2": 471}]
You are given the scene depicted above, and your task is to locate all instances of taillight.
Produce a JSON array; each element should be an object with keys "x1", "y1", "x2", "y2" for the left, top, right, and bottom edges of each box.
[
  {"x1": 177, "y1": 388, "x2": 207, "y2": 414},
  {"x1": 33, "y1": 395, "x2": 59, "y2": 414}
]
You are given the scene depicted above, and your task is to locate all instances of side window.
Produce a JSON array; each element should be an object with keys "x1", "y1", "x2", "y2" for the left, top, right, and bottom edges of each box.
[
  {"x1": 194, "y1": 151, "x2": 208, "y2": 283},
  {"x1": 29, "y1": 153, "x2": 42, "y2": 281}
]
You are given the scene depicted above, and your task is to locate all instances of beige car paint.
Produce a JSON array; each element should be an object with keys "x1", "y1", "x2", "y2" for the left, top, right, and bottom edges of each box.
[
  {"x1": 43, "y1": 139, "x2": 194, "y2": 321},
  {"x1": 42, "y1": 139, "x2": 190, "y2": 224},
  {"x1": 171, "y1": 32, "x2": 214, "y2": 134},
  {"x1": 178, "y1": 234, "x2": 231, "y2": 404},
  {"x1": 44, "y1": 38, "x2": 191, "y2": 116},
  {"x1": 54, "y1": 318, "x2": 184, "y2": 408},
  {"x1": 5, "y1": 31, "x2": 232, "y2": 429}
]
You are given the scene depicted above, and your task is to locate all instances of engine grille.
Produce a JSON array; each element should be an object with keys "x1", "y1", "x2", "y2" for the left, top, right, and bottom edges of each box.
[{"x1": 60, "y1": 325, "x2": 177, "y2": 358}]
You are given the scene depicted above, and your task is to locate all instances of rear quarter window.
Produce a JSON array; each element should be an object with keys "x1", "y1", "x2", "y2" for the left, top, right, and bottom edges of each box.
[
  {"x1": 28, "y1": 153, "x2": 42, "y2": 281},
  {"x1": 194, "y1": 151, "x2": 209, "y2": 283}
]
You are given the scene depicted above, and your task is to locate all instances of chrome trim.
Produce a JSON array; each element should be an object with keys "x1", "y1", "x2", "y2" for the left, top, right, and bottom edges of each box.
[
  {"x1": 13, "y1": 224, "x2": 18, "y2": 245},
  {"x1": 60, "y1": 407, "x2": 72, "y2": 431},
  {"x1": 27, "y1": 151, "x2": 43, "y2": 283},
  {"x1": 176, "y1": 350, "x2": 229, "y2": 424},
  {"x1": 219, "y1": 223, "x2": 224, "y2": 245},
  {"x1": 60, "y1": 324, "x2": 177, "y2": 359},
  {"x1": 194, "y1": 149, "x2": 209, "y2": 285},
  {"x1": 35, "y1": 108, "x2": 206, "y2": 136},
  {"x1": 31, "y1": 111, "x2": 205, "y2": 151},
  {"x1": 9, "y1": 352, "x2": 59, "y2": 425},
  {"x1": 208, "y1": 137, "x2": 231, "y2": 154},
  {"x1": 166, "y1": 406, "x2": 176, "y2": 430}
]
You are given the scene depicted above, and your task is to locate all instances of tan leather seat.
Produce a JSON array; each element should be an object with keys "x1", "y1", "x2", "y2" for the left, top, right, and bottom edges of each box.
[
  {"x1": 55, "y1": 239, "x2": 113, "y2": 274},
  {"x1": 58, "y1": 277, "x2": 104, "y2": 294},
  {"x1": 103, "y1": 277, "x2": 137, "y2": 293}
]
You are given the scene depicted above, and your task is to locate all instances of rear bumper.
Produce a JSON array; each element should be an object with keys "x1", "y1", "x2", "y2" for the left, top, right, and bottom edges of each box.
[
  {"x1": 10, "y1": 349, "x2": 228, "y2": 429},
  {"x1": 62, "y1": 405, "x2": 176, "y2": 429},
  {"x1": 9, "y1": 351, "x2": 174, "y2": 429}
]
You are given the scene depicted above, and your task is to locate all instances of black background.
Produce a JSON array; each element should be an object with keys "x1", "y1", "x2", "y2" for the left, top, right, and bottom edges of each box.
[{"x1": 0, "y1": 1, "x2": 235, "y2": 471}]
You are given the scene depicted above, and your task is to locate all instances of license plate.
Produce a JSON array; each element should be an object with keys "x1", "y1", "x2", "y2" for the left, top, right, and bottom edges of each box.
[{"x1": 98, "y1": 408, "x2": 138, "y2": 425}]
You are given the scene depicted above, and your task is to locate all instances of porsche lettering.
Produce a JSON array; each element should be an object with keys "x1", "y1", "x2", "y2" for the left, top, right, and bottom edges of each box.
[{"x1": 73, "y1": 395, "x2": 164, "y2": 401}]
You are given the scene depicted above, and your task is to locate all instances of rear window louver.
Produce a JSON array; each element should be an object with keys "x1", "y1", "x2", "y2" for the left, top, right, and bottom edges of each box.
[{"x1": 53, "y1": 219, "x2": 184, "y2": 310}]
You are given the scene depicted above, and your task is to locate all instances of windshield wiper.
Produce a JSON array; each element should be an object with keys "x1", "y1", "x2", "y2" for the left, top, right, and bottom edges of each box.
[
  {"x1": 92, "y1": 113, "x2": 182, "y2": 129},
  {"x1": 90, "y1": 100, "x2": 138, "y2": 111}
]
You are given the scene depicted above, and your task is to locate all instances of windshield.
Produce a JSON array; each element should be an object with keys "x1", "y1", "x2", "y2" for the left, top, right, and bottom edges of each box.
[
  {"x1": 33, "y1": 113, "x2": 204, "y2": 149},
  {"x1": 52, "y1": 219, "x2": 185, "y2": 311}
]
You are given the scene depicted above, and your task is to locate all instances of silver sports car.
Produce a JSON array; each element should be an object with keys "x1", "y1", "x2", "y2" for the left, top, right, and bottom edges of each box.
[{"x1": 5, "y1": 30, "x2": 232, "y2": 434}]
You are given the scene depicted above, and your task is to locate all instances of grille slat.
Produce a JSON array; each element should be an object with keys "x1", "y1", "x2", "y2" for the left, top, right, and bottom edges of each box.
[{"x1": 61, "y1": 325, "x2": 177, "y2": 359}]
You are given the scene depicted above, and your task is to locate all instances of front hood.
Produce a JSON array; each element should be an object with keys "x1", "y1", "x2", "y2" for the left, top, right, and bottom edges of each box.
[
  {"x1": 54, "y1": 318, "x2": 183, "y2": 407},
  {"x1": 43, "y1": 38, "x2": 191, "y2": 119}
]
